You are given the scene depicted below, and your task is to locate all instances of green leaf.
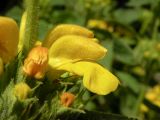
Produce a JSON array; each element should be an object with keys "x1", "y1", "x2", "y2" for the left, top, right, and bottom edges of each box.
[
  {"x1": 113, "y1": 8, "x2": 142, "y2": 24},
  {"x1": 52, "y1": 0, "x2": 66, "y2": 6},
  {"x1": 120, "y1": 94, "x2": 138, "y2": 118},
  {"x1": 39, "y1": 20, "x2": 52, "y2": 40},
  {"x1": 0, "y1": 59, "x2": 18, "y2": 93},
  {"x1": 127, "y1": 0, "x2": 160, "y2": 7},
  {"x1": 56, "y1": 108, "x2": 137, "y2": 120},
  {"x1": 116, "y1": 71, "x2": 140, "y2": 93},
  {"x1": 134, "y1": 40, "x2": 160, "y2": 63},
  {"x1": 113, "y1": 38, "x2": 136, "y2": 65},
  {"x1": 51, "y1": 10, "x2": 85, "y2": 25},
  {"x1": 98, "y1": 40, "x2": 114, "y2": 70},
  {"x1": 5, "y1": 6, "x2": 23, "y2": 24}
]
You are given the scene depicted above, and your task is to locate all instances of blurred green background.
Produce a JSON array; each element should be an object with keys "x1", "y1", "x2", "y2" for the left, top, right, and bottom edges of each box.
[{"x1": 0, "y1": 0, "x2": 160, "y2": 119}]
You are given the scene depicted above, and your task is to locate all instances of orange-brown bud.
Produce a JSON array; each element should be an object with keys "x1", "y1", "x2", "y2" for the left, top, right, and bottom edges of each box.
[
  {"x1": 60, "y1": 92, "x2": 76, "y2": 107},
  {"x1": 23, "y1": 46, "x2": 48, "y2": 79}
]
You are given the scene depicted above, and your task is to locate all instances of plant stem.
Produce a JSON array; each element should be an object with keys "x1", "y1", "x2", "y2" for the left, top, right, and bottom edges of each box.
[
  {"x1": 16, "y1": 0, "x2": 39, "y2": 83},
  {"x1": 133, "y1": 60, "x2": 152, "y2": 117},
  {"x1": 23, "y1": 0, "x2": 39, "y2": 56},
  {"x1": 133, "y1": 84, "x2": 147, "y2": 116},
  {"x1": 152, "y1": 18, "x2": 159, "y2": 40}
]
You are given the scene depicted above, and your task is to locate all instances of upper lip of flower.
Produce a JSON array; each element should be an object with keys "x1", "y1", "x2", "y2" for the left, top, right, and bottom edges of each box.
[{"x1": 45, "y1": 24, "x2": 119, "y2": 95}]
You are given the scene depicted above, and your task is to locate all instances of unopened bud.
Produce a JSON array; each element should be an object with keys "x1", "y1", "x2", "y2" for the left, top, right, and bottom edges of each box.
[
  {"x1": 60, "y1": 92, "x2": 75, "y2": 107},
  {"x1": 23, "y1": 46, "x2": 48, "y2": 79},
  {"x1": 14, "y1": 82, "x2": 31, "y2": 100}
]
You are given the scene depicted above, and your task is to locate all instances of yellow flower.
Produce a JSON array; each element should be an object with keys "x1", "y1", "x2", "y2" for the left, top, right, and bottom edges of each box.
[
  {"x1": 145, "y1": 85, "x2": 160, "y2": 107},
  {"x1": 23, "y1": 46, "x2": 48, "y2": 79},
  {"x1": 60, "y1": 92, "x2": 76, "y2": 107},
  {"x1": 0, "y1": 17, "x2": 19, "y2": 63},
  {"x1": 14, "y1": 82, "x2": 31, "y2": 100},
  {"x1": 44, "y1": 24, "x2": 119, "y2": 95},
  {"x1": 87, "y1": 19, "x2": 114, "y2": 32},
  {"x1": 0, "y1": 15, "x2": 47, "y2": 79},
  {"x1": 140, "y1": 104, "x2": 149, "y2": 113},
  {"x1": 87, "y1": 19, "x2": 107, "y2": 30},
  {"x1": 0, "y1": 14, "x2": 119, "y2": 95}
]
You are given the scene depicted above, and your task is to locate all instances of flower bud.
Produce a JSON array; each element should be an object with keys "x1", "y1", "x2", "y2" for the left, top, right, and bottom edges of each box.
[
  {"x1": 35, "y1": 41, "x2": 42, "y2": 46},
  {"x1": 23, "y1": 46, "x2": 48, "y2": 79},
  {"x1": 14, "y1": 82, "x2": 31, "y2": 100},
  {"x1": 60, "y1": 92, "x2": 75, "y2": 107}
]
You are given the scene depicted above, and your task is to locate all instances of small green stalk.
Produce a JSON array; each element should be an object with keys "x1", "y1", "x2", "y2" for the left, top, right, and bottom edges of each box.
[
  {"x1": 133, "y1": 85, "x2": 147, "y2": 116},
  {"x1": 152, "y1": 18, "x2": 159, "y2": 40},
  {"x1": 23, "y1": 0, "x2": 39, "y2": 56},
  {"x1": 132, "y1": 60, "x2": 152, "y2": 117}
]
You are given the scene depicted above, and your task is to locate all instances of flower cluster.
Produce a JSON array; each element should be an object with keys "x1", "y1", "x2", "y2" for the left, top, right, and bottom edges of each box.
[
  {"x1": 0, "y1": 16, "x2": 119, "y2": 95},
  {"x1": 145, "y1": 85, "x2": 160, "y2": 107}
]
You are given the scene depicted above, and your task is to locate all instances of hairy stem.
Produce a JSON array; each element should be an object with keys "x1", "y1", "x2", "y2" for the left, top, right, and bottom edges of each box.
[{"x1": 23, "y1": 0, "x2": 39, "y2": 56}]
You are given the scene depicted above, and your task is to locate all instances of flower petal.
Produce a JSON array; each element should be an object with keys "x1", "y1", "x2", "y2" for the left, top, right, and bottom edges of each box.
[
  {"x1": 18, "y1": 12, "x2": 27, "y2": 51},
  {"x1": 49, "y1": 35, "x2": 107, "y2": 67},
  {"x1": 43, "y1": 24, "x2": 94, "y2": 48},
  {"x1": 0, "y1": 57, "x2": 3, "y2": 75},
  {"x1": 53, "y1": 61, "x2": 119, "y2": 95},
  {"x1": 0, "y1": 17, "x2": 19, "y2": 63}
]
